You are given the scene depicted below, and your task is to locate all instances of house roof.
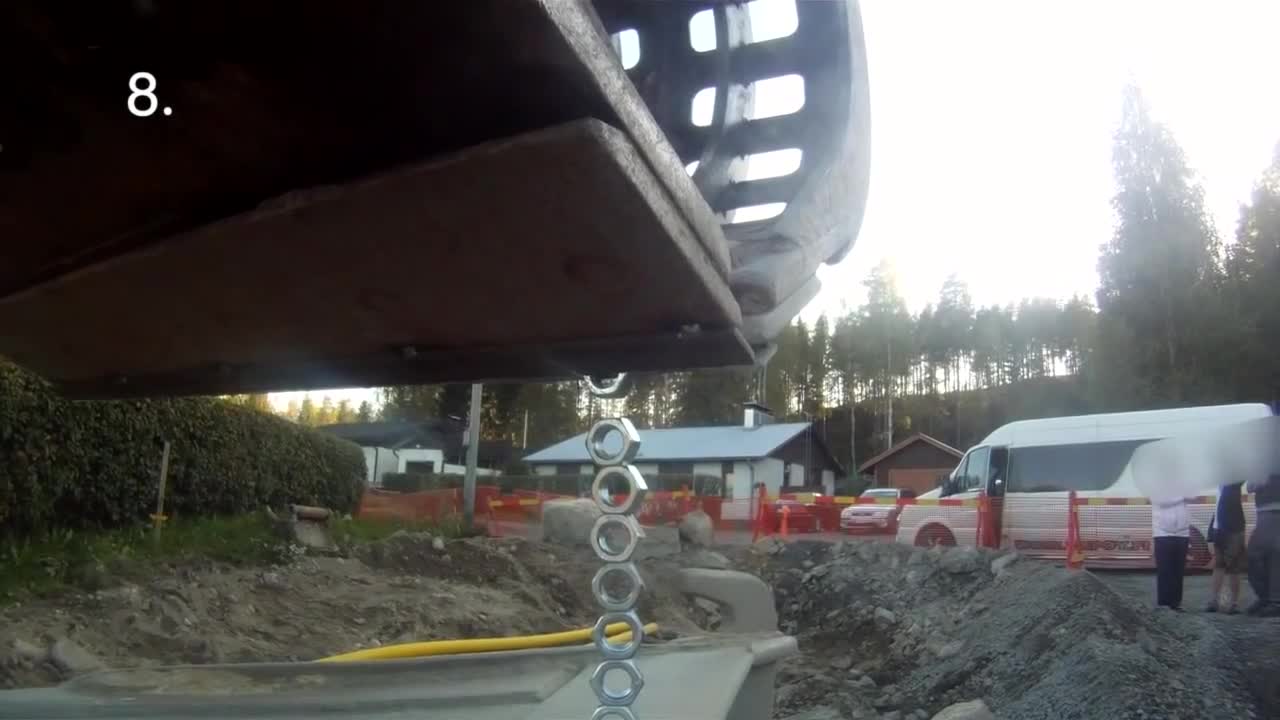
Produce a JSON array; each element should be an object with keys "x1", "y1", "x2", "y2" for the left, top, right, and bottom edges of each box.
[
  {"x1": 524, "y1": 422, "x2": 814, "y2": 464},
  {"x1": 320, "y1": 420, "x2": 515, "y2": 467},
  {"x1": 857, "y1": 433, "x2": 962, "y2": 473},
  {"x1": 321, "y1": 419, "x2": 460, "y2": 449}
]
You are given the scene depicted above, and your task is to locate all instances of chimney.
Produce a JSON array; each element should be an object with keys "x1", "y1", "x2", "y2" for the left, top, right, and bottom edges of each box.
[{"x1": 743, "y1": 402, "x2": 774, "y2": 429}]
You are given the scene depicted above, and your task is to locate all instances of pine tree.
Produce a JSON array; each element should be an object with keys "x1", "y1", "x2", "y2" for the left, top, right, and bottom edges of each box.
[{"x1": 1097, "y1": 86, "x2": 1222, "y2": 403}]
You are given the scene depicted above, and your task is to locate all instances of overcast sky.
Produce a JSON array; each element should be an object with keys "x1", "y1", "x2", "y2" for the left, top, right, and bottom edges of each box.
[{"x1": 272, "y1": 0, "x2": 1280, "y2": 411}]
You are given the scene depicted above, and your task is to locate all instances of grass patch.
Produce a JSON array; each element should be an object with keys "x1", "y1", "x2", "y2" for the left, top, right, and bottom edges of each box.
[
  {"x1": 0, "y1": 513, "x2": 475, "y2": 604},
  {"x1": 0, "y1": 513, "x2": 290, "y2": 603},
  {"x1": 330, "y1": 514, "x2": 467, "y2": 548}
]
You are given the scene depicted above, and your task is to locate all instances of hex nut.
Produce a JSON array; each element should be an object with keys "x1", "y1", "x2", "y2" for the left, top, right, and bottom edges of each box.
[
  {"x1": 591, "y1": 611, "x2": 645, "y2": 661},
  {"x1": 591, "y1": 465, "x2": 648, "y2": 515},
  {"x1": 591, "y1": 561, "x2": 644, "y2": 611},
  {"x1": 586, "y1": 417, "x2": 642, "y2": 465},
  {"x1": 590, "y1": 513, "x2": 643, "y2": 563},
  {"x1": 589, "y1": 658, "x2": 645, "y2": 705}
]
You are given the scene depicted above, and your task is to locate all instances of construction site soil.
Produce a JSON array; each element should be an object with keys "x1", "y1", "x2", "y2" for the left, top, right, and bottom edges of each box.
[{"x1": 3, "y1": 533, "x2": 1277, "y2": 720}]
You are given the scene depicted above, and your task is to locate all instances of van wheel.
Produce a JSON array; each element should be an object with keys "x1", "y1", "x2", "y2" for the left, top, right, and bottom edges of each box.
[
  {"x1": 1187, "y1": 527, "x2": 1212, "y2": 568},
  {"x1": 915, "y1": 525, "x2": 956, "y2": 548}
]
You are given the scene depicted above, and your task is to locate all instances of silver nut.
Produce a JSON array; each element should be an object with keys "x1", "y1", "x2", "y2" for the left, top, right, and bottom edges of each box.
[
  {"x1": 589, "y1": 514, "x2": 643, "y2": 564},
  {"x1": 585, "y1": 373, "x2": 631, "y2": 398},
  {"x1": 589, "y1": 658, "x2": 645, "y2": 705},
  {"x1": 591, "y1": 611, "x2": 645, "y2": 661},
  {"x1": 591, "y1": 706, "x2": 638, "y2": 720},
  {"x1": 591, "y1": 561, "x2": 644, "y2": 611},
  {"x1": 586, "y1": 418, "x2": 642, "y2": 466},
  {"x1": 591, "y1": 465, "x2": 648, "y2": 515}
]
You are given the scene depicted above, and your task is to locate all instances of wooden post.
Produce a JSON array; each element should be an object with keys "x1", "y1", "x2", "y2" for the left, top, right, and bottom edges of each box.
[{"x1": 152, "y1": 441, "x2": 171, "y2": 544}]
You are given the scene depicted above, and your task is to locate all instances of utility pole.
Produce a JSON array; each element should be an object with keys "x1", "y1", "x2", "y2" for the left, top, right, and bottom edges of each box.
[
  {"x1": 522, "y1": 409, "x2": 529, "y2": 449},
  {"x1": 463, "y1": 383, "x2": 482, "y2": 530}
]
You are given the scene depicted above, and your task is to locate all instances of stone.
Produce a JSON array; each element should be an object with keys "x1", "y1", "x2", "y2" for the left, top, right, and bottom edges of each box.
[
  {"x1": 829, "y1": 655, "x2": 854, "y2": 671},
  {"x1": 754, "y1": 536, "x2": 786, "y2": 555},
  {"x1": 857, "y1": 674, "x2": 878, "y2": 690},
  {"x1": 49, "y1": 638, "x2": 103, "y2": 676},
  {"x1": 258, "y1": 571, "x2": 288, "y2": 590},
  {"x1": 540, "y1": 498, "x2": 601, "y2": 547},
  {"x1": 678, "y1": 510, "x2": 714, "y2": 548},
  {"x1": 72, "y1": 561, "x2": 111, "y2": 591},
  {"x1": 682, "y1": 548, "x2": 731, "y2": 570},
  {"x1": 874, "y1": 607, "x2": 897, "y2": 624},
  {"x1": 431, "y1": 536, "x2": 446, "y2": 552},
  {"x1": 931, "y1": 699, "x2": 995, "y2": 720},
  {"x1": 857, "y1": 542, "x2": 878, "y2": 562},
  {"x1": 783, "y1": 706, "x2": 843, "y2": 720},
  {"x1": 882, "y1": 712, "x2": 903, "y2": 720},
  {"x1": 935, "y1": 640, "x2": 965, "y2": 659},
  {"x1": 7, "y1": 639, "x2": 47, "y2": 665},
  {"x1": 97, "y1": 583, "x2": 143, "y2": 608},
  {"x1": 990, "y1": 552, "x2": 1019, "y2": 576},
  {"x1": 939, "y1": 547, "x2": 983, "y2": 575},
  {"x1": 634, "y1": 524, "x2": 681, "y2": 560}
]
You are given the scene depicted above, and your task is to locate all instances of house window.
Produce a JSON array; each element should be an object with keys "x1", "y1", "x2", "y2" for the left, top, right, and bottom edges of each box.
[
  {"x1": 554, "y1": 463, "x2": 580, "y2": 476},
  {"x1": 657, "y1": 462, "x2": 694, "y2": 475},
  {"x1": 721, "y1": 461, "x2": 734, "y2": 477},
  {"x1": 405, "y1": 460, "x2": 434, "y2": 475}
]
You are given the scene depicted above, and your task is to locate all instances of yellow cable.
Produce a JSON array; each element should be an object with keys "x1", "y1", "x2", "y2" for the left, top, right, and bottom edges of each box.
[{"x1": 318, "y1": 621, "x2": 658, "y2": 663}]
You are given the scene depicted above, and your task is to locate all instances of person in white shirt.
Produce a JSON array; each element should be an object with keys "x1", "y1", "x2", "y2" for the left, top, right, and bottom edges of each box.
[{"x1": 1151, "y1": 496, "x2": 1191, "y2": 610}]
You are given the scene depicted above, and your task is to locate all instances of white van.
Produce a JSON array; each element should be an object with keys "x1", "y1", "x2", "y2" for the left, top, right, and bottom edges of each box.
[{"x1": 894, "y1": 403, "x2": 1273, "y2": 568}]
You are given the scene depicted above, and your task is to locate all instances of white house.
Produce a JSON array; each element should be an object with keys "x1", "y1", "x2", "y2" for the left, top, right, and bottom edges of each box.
[
  {"x1": 320, "y1": 420, "x2": 507, "y2": 486},
  {"x1": 522, "y1": 404, "x2": 843, "y2": 508}
]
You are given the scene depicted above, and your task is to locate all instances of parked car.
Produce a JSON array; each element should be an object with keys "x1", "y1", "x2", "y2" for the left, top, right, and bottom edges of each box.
[
  {"x1": 773, "y1": 497, "x2": 823, "y2": 533},
  {"x1": 840, "y1": 487, "x2": 916, "y2": 534}
]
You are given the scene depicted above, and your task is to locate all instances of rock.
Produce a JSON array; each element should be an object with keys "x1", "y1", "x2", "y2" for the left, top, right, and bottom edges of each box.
[
  {"x1": 678, "y1": 510, "x2": 714, "y2": 548},
  {"x1": 874, "y1": 607, "x2": 897, "y2": 624},
  {"x1": 97, "y1": 583, "x2": 143, "y2": 608},
  {"x1": 856, "y1": 674, "x2": 878, "y2": 691},
  {"x1": 72, "y1": 560, "x2": 112, "y2": 591},
  {"x1": 634, "y1": 524, "x2": 681, "y2": 560},
  {"x1": 431, "y1": 536, "x2": 445, "y2": 552},
  {"x1": 939, "y1": 547, "x2": 983, "y2": 575},
  {"x1": 540, "y1": 498, "x2": 601, "y2": 547},
  {"x1": 257, "y1": 571, "x2": 288, "y2": 590},
  {"x1": 682, "y1": 548, "x2": 731, "y2": 570},
  {"x1": 935, "y1": 640, "x2": 965, "y2": 659},
  {"x1": 913, "y1": 711, "x2": 930, "y2": 720},
  {"x1": 754, "y1": 536, "x2": 786, "y2": 555},
  {"x1": 49, "y1": 638, "x2": 103, "y2": 676},
  {"x1": 829, "y1": 655, "x2": 854, "y2": 670},
  {"x1": 931, "y1": 699, "x2": 994, "y2": 720},
  {"x1": 905, "y1": 569, "x2": 924, "y2": 586},
  {"x1": 990, "y1": 552, "x2": 1019, "y2": 576},
  {"x1": 783, "y1": 706, "x2": 843, "y2": 720},
  {"x1": 882, "y1": 712, "x2": 903, "y2": 720},
  {"x1": 6, "y1": 639, "x2": 47, "y2": 666},
  {"x1": 857, "y1": 542, "x2": 878, "y2": 562}
]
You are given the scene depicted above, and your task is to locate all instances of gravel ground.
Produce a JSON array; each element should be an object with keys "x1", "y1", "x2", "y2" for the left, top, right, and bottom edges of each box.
[
  {"x1": 1099, "y1": 570, "x2": 1280, "y2": 717},
  {"x1": 732, "y1": 539, "x2": 1270, "y2": 720},
  {"x1": 0, "y1": 533, "x2": 705, "y2": 690}
]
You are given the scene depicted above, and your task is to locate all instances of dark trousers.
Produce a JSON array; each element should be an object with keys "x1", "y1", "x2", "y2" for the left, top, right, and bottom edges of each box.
[
  {"x1": 1154, "y1": 536, "x2": 1188, "y2": 608},
  {"x1": 1248, "y1": 511, "x2": 1280, "y2": 604}
]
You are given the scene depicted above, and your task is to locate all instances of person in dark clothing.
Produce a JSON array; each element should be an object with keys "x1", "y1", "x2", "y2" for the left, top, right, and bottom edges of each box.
[
  {"x1": 1246, "y1": 474, "x2": 1280, "y2": 616},
  {"x1": 1151, "y1": 497, "x2": 1190, "y2": 610},
  {"x1": 1207, "y1": 482, "x2": 1246, "y2": 613}
]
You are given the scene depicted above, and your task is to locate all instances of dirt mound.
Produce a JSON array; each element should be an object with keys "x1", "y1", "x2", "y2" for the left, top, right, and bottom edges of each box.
[
  {"x1": 0, "y1": 534, "x2": 701, "y2": 690},
  {"x1": 733, "y1": 539, "x2": 1254, "y2": 720}
]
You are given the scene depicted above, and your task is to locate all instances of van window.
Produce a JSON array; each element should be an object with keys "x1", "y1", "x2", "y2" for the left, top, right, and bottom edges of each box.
[
  {"x1": 964, "y1": 446, "x2": 990, "y2": 491},
  {"x1": 1007, "y1": 439, "x2": 1154, "y2": 493}
]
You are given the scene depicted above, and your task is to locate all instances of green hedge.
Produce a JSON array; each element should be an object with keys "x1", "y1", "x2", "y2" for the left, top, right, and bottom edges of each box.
[{"x1": 0, "y1": 362, "x2": 366, "y2": 536}]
